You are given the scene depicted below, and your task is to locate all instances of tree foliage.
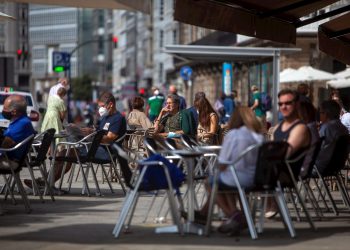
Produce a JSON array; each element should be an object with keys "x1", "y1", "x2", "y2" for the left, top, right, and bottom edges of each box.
[{"x1": 71, "y1": 75, "x2": 93, "y2": 101}]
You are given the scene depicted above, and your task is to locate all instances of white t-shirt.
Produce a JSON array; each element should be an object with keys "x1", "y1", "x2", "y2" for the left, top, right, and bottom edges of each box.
[
  {"x1": 218, "y1": 126, "x2": 264, "y2": 187},
  {"x1": 340, "y1": 112, "x2": 350, "y2": 134},
  {"x1": 49, "y1": 82, "x2": 65, "y2": 96}
]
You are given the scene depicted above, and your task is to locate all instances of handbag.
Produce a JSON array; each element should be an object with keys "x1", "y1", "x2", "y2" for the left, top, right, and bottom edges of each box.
[{"x1": 139, "y1": 154, "x2": 185, "y2": 192}]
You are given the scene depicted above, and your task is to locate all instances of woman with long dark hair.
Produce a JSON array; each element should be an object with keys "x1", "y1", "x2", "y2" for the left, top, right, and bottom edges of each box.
[{"x1": 195, "y1": 96, "x2": 219, "y2": 144}]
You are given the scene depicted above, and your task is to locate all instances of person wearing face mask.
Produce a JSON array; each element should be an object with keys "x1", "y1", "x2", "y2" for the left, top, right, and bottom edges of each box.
[
  {"x1": 31, "y1": 91, "x2": 132, "y2": 192},
  {"x1": 0, "y1": 95, "x2": 35, "y2": 170}
]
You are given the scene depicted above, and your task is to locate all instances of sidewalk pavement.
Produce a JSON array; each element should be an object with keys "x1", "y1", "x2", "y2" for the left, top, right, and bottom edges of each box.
[{"x1": 1, "y1": 172, "x2": 350, "y2": 250}]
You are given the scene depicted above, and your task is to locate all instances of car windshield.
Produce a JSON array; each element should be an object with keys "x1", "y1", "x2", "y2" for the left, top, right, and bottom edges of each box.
[{"x1": 0, "y1": 94, "x2": 33, "y2": 106}]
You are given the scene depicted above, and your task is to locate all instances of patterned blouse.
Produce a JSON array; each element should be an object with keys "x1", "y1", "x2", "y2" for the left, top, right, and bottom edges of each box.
[{"x1": 164, "y1": 112, "x2": 181, "y2": 133}]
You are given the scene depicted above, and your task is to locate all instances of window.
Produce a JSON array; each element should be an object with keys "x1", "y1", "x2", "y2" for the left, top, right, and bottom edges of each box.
[
  {"x1": 173, "y1": 29, "x2": 177, "y2": 44},
  {"x1": 159, "y1": 30, "x2": 164, "y2": 48},
  {"x1": 0, "y1": 24, "x2": 4, "y2": 37},
  {"x1": 159, "y1": 63, "x2": 163, "y2": 82},
  {"x1": 159, "y1": 0, "x2": 164, "y2": 20}
]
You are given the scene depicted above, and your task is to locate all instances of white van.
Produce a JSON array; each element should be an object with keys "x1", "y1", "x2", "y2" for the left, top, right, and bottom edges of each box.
[{"x1": 0, "y1": 88, "x2": 40, "y2": 130}]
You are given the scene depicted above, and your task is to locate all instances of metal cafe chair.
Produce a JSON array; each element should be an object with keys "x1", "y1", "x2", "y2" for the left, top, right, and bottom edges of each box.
[
  {"x1": 308, "y1": 135, "x2": 350, "y2": 216},
  {"x1": 112, "y1": 144, "x2": 183, "y2": 238},
  {"x1": 24, "y1": 128, "x2": 56, "y2": 202},
  {"x1": 206, "y1": 141, "x2": 295, "y2": 239},
  {"x1": 0, "y1": 134, "x2": 35, "y2": 213},
  {"x1": 50, "y1": 130, "x2": 105, "y2": 196}
]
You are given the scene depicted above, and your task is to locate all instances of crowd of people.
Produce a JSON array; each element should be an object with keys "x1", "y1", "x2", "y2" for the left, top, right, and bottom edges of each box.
[{"x1": 1, "y1": 78, "x2": 349, "y2": 236}]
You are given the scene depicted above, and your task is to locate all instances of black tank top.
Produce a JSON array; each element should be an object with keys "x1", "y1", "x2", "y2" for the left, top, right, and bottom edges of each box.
[{"x1": 274, "y1": 120, "x2": 310, "y2": 184}]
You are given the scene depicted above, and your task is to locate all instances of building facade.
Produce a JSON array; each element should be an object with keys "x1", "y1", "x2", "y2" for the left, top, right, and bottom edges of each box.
[
  {"x1": 29, "y1": 5, "x2": 96, "y2": 104},
  {"x1": 0, "y1": 1, "x2": 30, "y2": 91}
]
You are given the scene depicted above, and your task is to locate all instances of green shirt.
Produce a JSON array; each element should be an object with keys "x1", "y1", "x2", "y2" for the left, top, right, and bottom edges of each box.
[
  {"x1": 148, "y1": 95, "x2": 165, "y2": 116},
  {"x1": 253, "y1": 92, "x2": 265, "y2": 117}
]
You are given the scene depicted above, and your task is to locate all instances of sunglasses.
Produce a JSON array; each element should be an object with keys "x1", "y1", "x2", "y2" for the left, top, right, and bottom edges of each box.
[{"x1": 278, "y1": 100, "x2": 294, "y2": 107}]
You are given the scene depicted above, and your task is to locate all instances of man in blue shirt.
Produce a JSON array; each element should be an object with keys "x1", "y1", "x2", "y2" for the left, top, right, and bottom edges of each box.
[{"x1": 0, "y1": 95, "x2": 35, "y2": 169}]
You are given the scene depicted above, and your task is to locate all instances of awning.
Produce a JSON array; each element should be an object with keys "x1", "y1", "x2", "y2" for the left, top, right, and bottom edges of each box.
[
  {"x1": 164, "y1": 45, "x2": 301, "y2": 124},
  {"x1": 10, "y1": 0, "x2": 151, "y2": 13},
  {"x1": 164, "y1": 45, "x2": 300, "y2": 63},
  {"x1": 174, "y1": 0, "x2": 340, "y2": 44},
  {"x1": 319, "y1": 12, "x2": 350, "y2": 65}
]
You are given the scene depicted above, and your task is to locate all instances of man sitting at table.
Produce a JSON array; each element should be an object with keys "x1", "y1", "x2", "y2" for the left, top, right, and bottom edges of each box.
[
  {"x1": 0, "y1": 95, "x2": 36, "y2": 170},
  {"x1": 24, "y1": 91, "x2": 132, "y2": 190},
  {"x1": 153, "y1": 94, "x2": 196, "y2": 139}
]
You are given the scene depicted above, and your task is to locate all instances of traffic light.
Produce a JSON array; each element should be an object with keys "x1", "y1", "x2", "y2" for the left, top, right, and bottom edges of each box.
[
  {"x1": 17, "y1": 49, "x2": 22, "y2": 60},
  {"x1": 112, "y1": 36, "x2": 118, "y2": 49}
]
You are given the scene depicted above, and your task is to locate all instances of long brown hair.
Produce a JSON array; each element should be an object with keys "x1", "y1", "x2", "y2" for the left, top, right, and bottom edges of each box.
[
  {"x1": 227, "y1": 106, "x2": 262, "y2": 133},
  {"x1": 195, "y1": 96, "x2": 217, "y2": 128}
]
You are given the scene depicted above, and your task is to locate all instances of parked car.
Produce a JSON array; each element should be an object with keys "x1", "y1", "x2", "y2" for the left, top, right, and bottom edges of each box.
[{"x1": 0, "y1": 88, "x2": 40, "y2": 130}]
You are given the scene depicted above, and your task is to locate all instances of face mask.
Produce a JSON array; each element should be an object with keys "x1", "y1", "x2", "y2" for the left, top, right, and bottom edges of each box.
[
  {"x1": 98, "y1": 106, "x2": 108, "y2": 117},
  {"x1": 154, "y1": 90, "x2": 159, "y2": 96},
  {"x1": 2, "y1": 110, "x2": 13, "y2": 120}
]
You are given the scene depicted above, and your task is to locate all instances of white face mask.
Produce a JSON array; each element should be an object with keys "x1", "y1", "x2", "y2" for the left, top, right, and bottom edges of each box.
[
  {"x1": 98, "y1": 107, "x2": 108, "y2": 117},
  {"x1": 154, "y1": 90, "x2": 159, "y2": 95}
]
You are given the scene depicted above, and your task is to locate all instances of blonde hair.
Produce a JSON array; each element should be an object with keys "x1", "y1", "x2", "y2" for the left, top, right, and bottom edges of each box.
[{"x1": 227, "y1": 106, "x2": 262, "y2": 133}]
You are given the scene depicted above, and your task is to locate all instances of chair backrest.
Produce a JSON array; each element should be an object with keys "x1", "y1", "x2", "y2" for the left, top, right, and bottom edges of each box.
[
  {"x1": 254, "y1": 141, "x2": 289, "y2": 189},
  {"x1": 86, "y1": 130, "x2": 105, "y2": 160},
  {"x1": 35, "y1": 128, "x2": 56, "y2": 162},
  {"x1": 180, "y1": 134, "x2": 198, "y2": 149},
  {"x1": 164, "y1": 138, "x2": 178, "y2": 150},
  {"x1": 323, "y1": 134, "x2": 350, "y2": 175},
  {"x1": 144, "y1": 137, "x2": 164, "y2": 156},
  {"x1": 301, "y1": 137, "x2": 324, "y2": 179}
]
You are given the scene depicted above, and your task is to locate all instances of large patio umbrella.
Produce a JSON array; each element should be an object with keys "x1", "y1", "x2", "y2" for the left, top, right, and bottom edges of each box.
[
  {"x1": 0, "y1": 11, "x2": 15, "y2": 21},
  {"x1": 280, "y1": 66, "x2": 335, "y2": 83},
  {"x1": 327, "y1": 78, "x2": 350, "y2": 89},
  {"x1": 335, "y1": 68, "x2": 350, "y2": 79},
  {"x1": 280, "y1": 68, "x2": 298, "y2": 83}
]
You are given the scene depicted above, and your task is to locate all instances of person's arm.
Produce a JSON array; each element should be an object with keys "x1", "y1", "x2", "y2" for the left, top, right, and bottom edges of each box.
[
  {"x1": 287, "y1": 124, "x2": 310, "y2": 157},
  {"x1": 153, "y1": 106, "x2": 169, "y2": 133},
  {"x1": 1, "y1": 136, "x2": 16, "y2": 149},
  {"x1": 101, "y1": 131, "x2": 118, "y2": 144},
  {"x1": 251, "y1": 98, "x2": 259, "y2": 110},
  {"x1": 59, "y1": 110, "x2": 66, "y2": 121}
]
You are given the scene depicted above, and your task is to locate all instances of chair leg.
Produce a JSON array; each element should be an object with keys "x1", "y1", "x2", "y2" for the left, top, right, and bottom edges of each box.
[
  {"x1": 313, "y1": 178, "x2": 330, "y2": 212},
  {"x1": 124, "y1": 192, "x2": 140, "y2": 231},
  {"x1": 238, "y1": 189, "x2": 258, "y2": 239},
  {"x1": 143, "y1": 191, "x2": 159, "y2": 223},
  {"x1": 39, "y1": 165, "x2": 55, "y2": 202},
  {"x1": 13, "y1": 173, "x2": 31, "y2": 213},
  {"x1": 275, "y1": 188, "x2": 296, "y2": 238},
  {"x1": 113, "y1": 188, "x2": 139, "y2": 238},
  {"x1": 319, "y1": 176, "x2": 338, "y2": 215},
  {"x1": 67, "y1": 164, "x2": 76, "y2": 193},
  {"x1": 89, "y1": 163, "x2": 101, "y2": 196},
  {"x1": 100, "y1": 164, "x2": 114, "y2": 193},
  {"x1": 336, "y1": 174, "x2": 350, "y2": 208},
  {"x1": 27, "y1": 165, "x2": 44, "y2": 203},
  {"x1": 80, "y1": 164, "x2": 91, "y2": 196},
  {"x1": 113, "y1": 167, "x2": 147, "y2": 238},
  {"x1": 2, "y1": 175, "x2": 16, "y2": 204}
]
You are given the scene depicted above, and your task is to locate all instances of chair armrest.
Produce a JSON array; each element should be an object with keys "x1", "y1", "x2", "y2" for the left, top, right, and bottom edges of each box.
[
  {"x1": 0, "y1": 134, "x2": 34, "y2": 152},
  {"x1": 137, "y1": 160, "x2": 164, "y2": 166}
]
